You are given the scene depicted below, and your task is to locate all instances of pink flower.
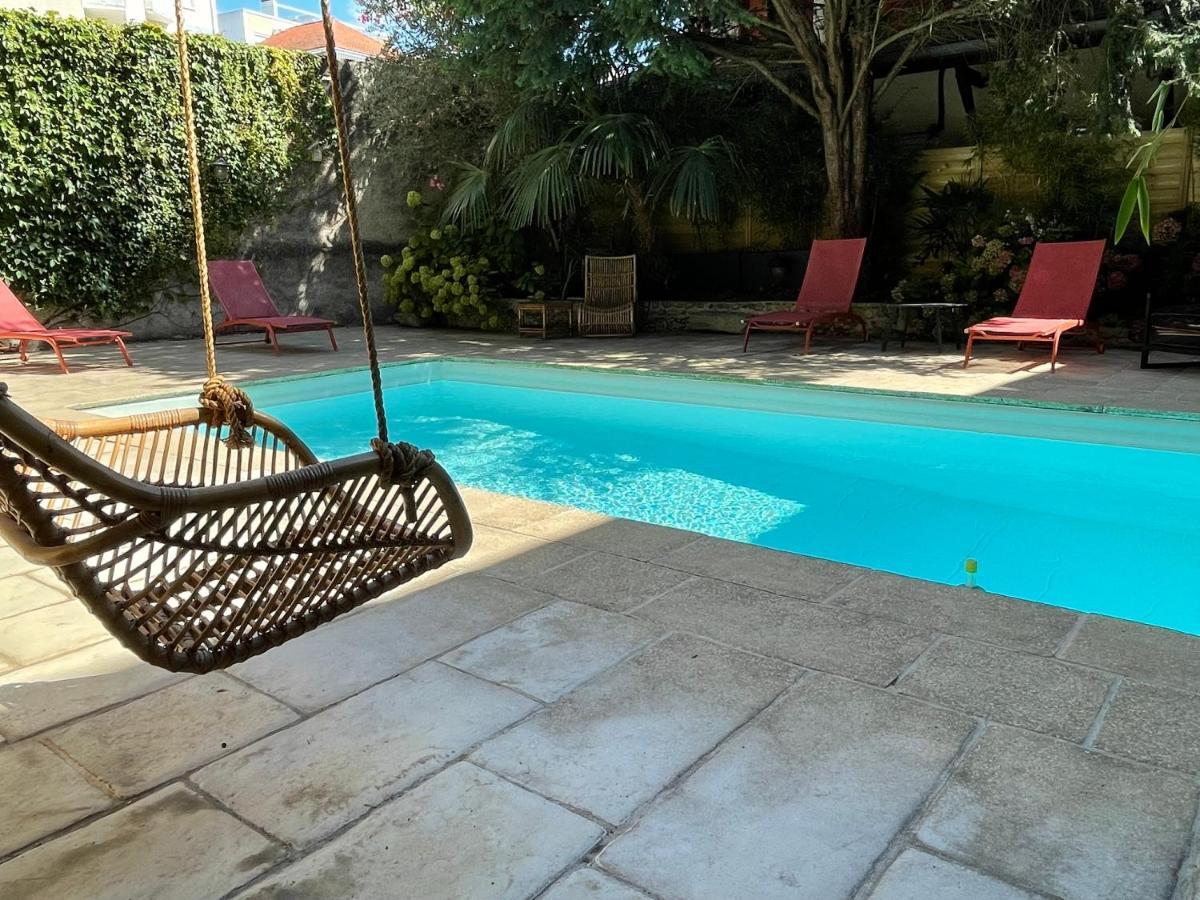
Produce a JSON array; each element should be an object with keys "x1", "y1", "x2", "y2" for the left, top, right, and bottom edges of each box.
[
  {"x1": 1107, "y1": 271, "x2": 1127, "y2": 291},
  {"x1": 428, "y1": 175, "x2": 446, "y2": 191}
]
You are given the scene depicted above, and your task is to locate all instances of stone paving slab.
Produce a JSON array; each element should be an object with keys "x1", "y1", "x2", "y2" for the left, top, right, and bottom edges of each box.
[
  {"x1": 46, "y1": 674, "x2": 298, "y2": 798},
  {"x1": 600, "y1": 676, "x2": 974, "y2": 900},
  {"x1": 448, "y1": 525, "x2": 582, "y2": 580},
  {"x1": 472, "y1": 633, "x2": 794, "y2": 824},
  {"x1": 470, "y1": 533, "x2": 588, "y2": 584},
  {"x1": 0, "y1": 642, "x2": 186, "y2": 740},
  {"x1": 441, "y1": 601, "x2": 662, "y2": 701},
  {"x1": 459, "y1": 487, "x2": 567, "y2": 531},
  {"x1": 195, "y1": 662, "x2": 538, "y2": 847},
  {"x1": 653, "y1": 535, "x2": 863, "y2": 600},
  {"x1": 637, "y1": 576, "x2": 932, "y2": 685},
  {"x1": 0, "y1": 550, "x2": 39, "y2": 581},
  {"x1": 523, "y1": 551, "x2": 694, "y2": 612},
  {"x1": 0, "y1": 602, "x2": 111, "y2": 667},
  {"x1": 541, "y1": 867, "x2": 652, "y2": 899},
  {"x1": 236, "y1": 762, "x2": 603, "y2": 900},
  {"x1": 518, "y1": 510, "x2": 697, "y2": 561},
  {"x1": 0, "y1": 783, "x2": 283, "y2": 900},
  {"x1": 917, "y1": 726, "x2": 1200, "y2": 900},
  {"x1": 867, "y1": 849, "x2": 1044, "y2": 900},
  {"x1": 1059, "y1": 615, "x2": 1200, "y2": 694},
  {"x1": 1093, "y1": 679, "x2": 1200, "y2": 773},
  {"x1": 896, "y1": 636, "x2": 1113, "y2": 741},
  {"x1": 830, "y1": 572, "x2": 1078, "y2": 655},
  {"x1": 0, "y1": 573, "x2": 71, "y2": 621},
  {"x1": 231, "y1": 574, "x2": 551, "y2": 712},
  {"x1": 0, "y1": 741, "x2": 113, "y2": 858}
]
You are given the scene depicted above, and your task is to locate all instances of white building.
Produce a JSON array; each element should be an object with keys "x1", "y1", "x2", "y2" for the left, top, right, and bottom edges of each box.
[
  {"x1": 0, "y1": 0, "x2": 218, "y2": 33},
  {"x1": 216, "y1": 0, "x2": 313, "y2": 46}
]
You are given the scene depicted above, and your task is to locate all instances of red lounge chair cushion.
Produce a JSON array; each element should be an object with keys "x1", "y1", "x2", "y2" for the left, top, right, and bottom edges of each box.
[
  {"x1": 225, "y1": 315, "x2": 333, "y2": 330},
  {"x1": 966, "y1": 317, "x2": 1083, "y2": 337},
  {"x1": 745, "y1": 309, "x2": 825, "y2": 327}
]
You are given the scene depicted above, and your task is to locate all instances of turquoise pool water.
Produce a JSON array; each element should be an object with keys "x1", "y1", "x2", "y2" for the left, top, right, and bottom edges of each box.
[{"x1": 100, "y1": 361, "x2": 1200, "y2": 635}]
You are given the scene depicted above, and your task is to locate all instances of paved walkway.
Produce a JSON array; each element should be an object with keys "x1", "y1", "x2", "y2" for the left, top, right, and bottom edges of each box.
[{"x1": 0, "y1": 328, "x2": 1198, "y2": 899}]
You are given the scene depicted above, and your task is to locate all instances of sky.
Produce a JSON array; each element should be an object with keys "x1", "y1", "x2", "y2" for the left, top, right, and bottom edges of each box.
[{"x1": 216, "y1": 0, "x2": 367, "y2": 29}]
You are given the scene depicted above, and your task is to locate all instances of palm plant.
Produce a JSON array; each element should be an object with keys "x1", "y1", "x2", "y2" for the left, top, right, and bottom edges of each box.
[{"x1": 441, "y1": 103, "x2": 739, "y2": 258}]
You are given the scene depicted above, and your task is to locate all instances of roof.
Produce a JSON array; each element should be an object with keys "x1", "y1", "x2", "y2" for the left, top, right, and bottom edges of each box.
[{"x1": 261, "y1": 20, "x2": 385, "y2": 57}]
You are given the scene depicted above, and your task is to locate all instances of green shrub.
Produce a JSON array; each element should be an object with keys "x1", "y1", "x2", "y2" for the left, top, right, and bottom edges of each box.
[
  {"x1": 382, "y1": 191, "x2": 544, "y2": 329},
  {"x1": 0, "y1": 10, "x2": 328, "y2": 322}
]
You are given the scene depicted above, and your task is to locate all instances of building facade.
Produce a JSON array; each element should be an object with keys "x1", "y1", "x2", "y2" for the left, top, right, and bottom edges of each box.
[{"x1": 0, "y1": 0, "x2": 218, "y2": 33}]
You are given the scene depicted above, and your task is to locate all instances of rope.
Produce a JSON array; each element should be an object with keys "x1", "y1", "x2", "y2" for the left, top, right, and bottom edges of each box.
[
  {"x1": 319, "y1": 0, "x2": 390, "y2": 447},
  {"x1": 199, "y1": 377, "x2": 255, "y2": 448},
  {"x1": 173, "y1": 0, "x2": 255, "y2": 446}
]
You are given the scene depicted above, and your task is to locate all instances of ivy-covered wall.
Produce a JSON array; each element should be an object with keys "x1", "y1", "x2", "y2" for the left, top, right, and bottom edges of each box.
[{"x1": 0, "y1": 9, "x2": 329, "y2": 324}]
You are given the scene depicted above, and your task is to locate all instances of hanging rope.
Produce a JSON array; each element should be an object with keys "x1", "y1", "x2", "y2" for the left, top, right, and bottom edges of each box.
[
  {"x1": 319, "y1": 0, "x2": 391, "y2": 457},
  {"x1": 172, "y1": 0, "x2": 255, "y2": 448}
]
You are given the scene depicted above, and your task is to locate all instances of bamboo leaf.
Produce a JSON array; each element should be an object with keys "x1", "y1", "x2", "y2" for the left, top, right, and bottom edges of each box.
[
  {"x1": 1137, "y1": 176, "x2": 1151, "y2": 243},
  {"x1": 1114, "y1": 178, "x2": 1140, "y2": 243}
]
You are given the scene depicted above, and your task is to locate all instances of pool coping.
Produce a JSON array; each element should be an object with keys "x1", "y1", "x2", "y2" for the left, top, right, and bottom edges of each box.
[{"x1": 78, "y1": 354, "x2": 1200, "y2": 426}]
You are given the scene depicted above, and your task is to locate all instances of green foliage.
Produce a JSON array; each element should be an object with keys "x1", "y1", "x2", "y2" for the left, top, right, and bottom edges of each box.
[
  {"x1": 895, "y1": 210, "x2": 1075, "y2": 314},
  {"x1": 381, "y1": 195, "x2": 544, "y2": 329},
  {"x1": 913, "y1": 180, "x2": 995, "y2": 260},
  {"x1": 0, "y1": 10, "x2": 328, "y2": 322}
]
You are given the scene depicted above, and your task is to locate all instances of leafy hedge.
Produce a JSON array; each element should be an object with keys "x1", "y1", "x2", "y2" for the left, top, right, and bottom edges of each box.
[{"x1": 0, "y1": 10, "x2": 328, "y2": 322}]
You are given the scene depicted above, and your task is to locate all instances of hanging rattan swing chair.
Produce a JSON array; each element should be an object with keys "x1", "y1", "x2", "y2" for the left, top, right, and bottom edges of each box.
[{"x1": 0, "y1": 0, "x2": 472, "y2": 674}]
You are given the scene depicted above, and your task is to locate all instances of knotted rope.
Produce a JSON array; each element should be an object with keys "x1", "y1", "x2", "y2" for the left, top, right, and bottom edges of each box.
[{"x1": 173, "y1": 0, "x2": 255, "y2": 448}]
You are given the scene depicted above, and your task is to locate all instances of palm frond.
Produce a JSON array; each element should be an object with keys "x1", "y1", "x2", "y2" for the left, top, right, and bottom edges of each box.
[
  {"x1": 570, "y1": 113, "x2": 667, "y2": 180},
  {"x1": 503, "y1": 143, "x2": 581, "y2": 229},
  {"x1": 651, "y1": 136, "x2": 738, "y2": 223},
  {"x1": 440, "y1": 162, "x2": 493, "y2": 230},
  {"x1": 487, "y1": 101, "x2": 552, "y2": 170}
]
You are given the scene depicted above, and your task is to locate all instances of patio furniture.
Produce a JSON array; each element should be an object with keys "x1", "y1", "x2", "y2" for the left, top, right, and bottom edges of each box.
[
  {"x1": 742, "y1": 238, "x2": 868, "y2": 353},
  {"x1": 579, "y1": 255, "x2": 636, "y2": 336},
  {"x1": 517, "y1": 299, "x2": 575, "y2": 338},
  {"x1": 963, "y1": 240, "x2": 1106, "y2": 372},
  {"x1": 0, "y1": 278, "x2": 133, "y2": 375},
  {"x1": 207, "y1": 260, "x2": 338, "y2": 353},
  {"x1": 1141, "y1": 290, "x2": 1200, "y2": 368},
  {"x1": 882, "y1": 301, "x2": 968, "y2": 352},
  {"x1": 0, "y1": 5, "x2": 471, "y2": 674}
]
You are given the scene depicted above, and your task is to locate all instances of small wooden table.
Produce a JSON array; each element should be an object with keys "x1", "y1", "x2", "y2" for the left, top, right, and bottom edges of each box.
[
  {"x1": 882, "y1": 302, "x2": 969, "y2": 351},
  {"x1": 517, "y1": 300, "x2": 575, "y2": 339}
]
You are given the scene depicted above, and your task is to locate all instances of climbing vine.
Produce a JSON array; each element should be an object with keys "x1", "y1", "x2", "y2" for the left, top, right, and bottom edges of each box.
[{"x1": 0, "y1": 10, "x2": 329, "y2": 322}]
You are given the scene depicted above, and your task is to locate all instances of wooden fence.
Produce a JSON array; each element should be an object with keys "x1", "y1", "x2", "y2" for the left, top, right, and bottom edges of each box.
[{"x1": 659, "y1": 128, "x2": 1197, "y2": 253}]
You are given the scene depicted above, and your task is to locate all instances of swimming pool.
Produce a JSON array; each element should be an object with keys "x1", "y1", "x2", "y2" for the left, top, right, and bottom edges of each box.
[{"x1": 99, "y1": 359, "x2": 1200, "y2": 635}]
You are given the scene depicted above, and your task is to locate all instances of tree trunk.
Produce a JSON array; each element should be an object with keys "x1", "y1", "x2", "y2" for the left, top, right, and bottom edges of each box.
[{"x1": 818, "y1": 106, "x2": 869, "y2": 237}]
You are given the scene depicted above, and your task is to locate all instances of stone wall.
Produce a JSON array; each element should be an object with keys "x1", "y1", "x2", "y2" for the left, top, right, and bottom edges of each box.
[{"x1": 113, "y1": 60, "x2": 411, "y2": 342}]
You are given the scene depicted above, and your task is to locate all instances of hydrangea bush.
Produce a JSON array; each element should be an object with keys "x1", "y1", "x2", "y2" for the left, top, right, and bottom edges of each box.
[{"x1": 381, "y1": 190, "x2": 546, "y2": 330}]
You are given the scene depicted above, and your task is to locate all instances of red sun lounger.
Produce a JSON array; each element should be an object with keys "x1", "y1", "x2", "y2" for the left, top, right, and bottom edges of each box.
[
  {"x1": 963, "y1": 240, "x2": 1106, "y2": 372},
  {"x1": 0, "y1": 279, "x2": 133, "y2": 374},
  {"x1": 207, "y1": 260, "x2": 337, "y2": 353},
  {"x1": 743, "y1": 237, "x2": 868, "y2": 352}
]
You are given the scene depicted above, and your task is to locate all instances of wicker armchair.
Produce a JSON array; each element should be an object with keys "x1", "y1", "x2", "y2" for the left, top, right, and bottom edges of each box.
[{"x1": 579, "y1": 255, "x2": 637, "y2": 336}]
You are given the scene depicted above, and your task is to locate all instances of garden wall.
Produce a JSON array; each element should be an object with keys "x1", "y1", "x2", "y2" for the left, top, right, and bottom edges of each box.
[{"x1": 0, "y1": 11, "x2": 410, "y2": 341}]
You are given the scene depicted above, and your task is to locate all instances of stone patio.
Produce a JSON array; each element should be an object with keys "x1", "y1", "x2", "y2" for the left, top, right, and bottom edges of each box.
[{"x1": 1, "y1": 327, "x2": 1199, "y2": 899}]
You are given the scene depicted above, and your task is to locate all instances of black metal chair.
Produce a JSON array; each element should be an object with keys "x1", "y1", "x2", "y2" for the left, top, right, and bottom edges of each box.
[{"x1": 1141, "y1": 288, "x2": 1200, "y2": 368}]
